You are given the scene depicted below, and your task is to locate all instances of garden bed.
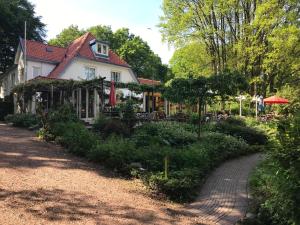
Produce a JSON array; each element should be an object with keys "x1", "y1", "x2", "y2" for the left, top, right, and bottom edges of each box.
[{"x1": 5, "y1": 106, "x2": 268, "y2": 202}]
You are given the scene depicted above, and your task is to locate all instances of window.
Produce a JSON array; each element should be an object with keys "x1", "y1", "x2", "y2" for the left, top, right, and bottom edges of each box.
[
  {"x1": 111, "y1": 71, "x2": 121, "y2": 82},
  {"x1": 96, "y1": 43, "x2": 109, "y2": 56},
  {"x1": 85, "y1": 67, "x2": 95, "y2": 80},
  {"x1": 32, "y1": 66, "x2": 40, "y2": 78}
]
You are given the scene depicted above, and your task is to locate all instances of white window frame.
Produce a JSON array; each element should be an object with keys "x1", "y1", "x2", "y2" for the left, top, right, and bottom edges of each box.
[
  {"x1": 96, "y1": 43, "x2": 109, "y2": 56},
  {"x1": 111, "y1": 71, "x2": 121, "y2": 83},
  {"x1": 85, "y1": 66, "x2": 96, "y2": 80},
  {"x1": 32, "y1": 66, "x2": 40, "y2": 78}
]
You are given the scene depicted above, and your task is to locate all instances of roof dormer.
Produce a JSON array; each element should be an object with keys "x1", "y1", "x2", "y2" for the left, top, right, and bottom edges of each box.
[{"x1": 89, "y1": 39, "x2": 109, "y2": 58}]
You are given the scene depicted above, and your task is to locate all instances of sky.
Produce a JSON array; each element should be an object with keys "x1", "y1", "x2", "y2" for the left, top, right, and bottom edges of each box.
[{"x1": 29, "y1": 0, "x2": 174, "y2": 64}]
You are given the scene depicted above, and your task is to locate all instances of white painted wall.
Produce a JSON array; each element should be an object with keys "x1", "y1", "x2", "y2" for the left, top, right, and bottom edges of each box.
[
  {"x1": 0, "y1": 68, "x2": 18, "y2": 97},
  {"x1": 59, "y1": 57, "x2": 138, "y2": 83},
  {"x1": 26, "y1": 60, "x2": 56, "y2": 80}
]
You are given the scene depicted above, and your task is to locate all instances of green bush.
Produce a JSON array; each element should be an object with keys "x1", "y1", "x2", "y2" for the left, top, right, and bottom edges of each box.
[
  {"x1": 93, "y1": 115, "x2": 129, "y2": 138},
  {"x1": 102, "y1": 119, "x2": 130, "y2": 138},
  {"x1": 46, "y1": 104, "x2": 78, "y2": 124},
  {"x1": 214, "y1": 120, "x2": 268, "y2": 145},
  {"x1": 249, "y1": 112, "x2": 300, "y2": 225},
  {"x1": 93, "y1": 113, "x2": 108, "y2": 131},
  {"x1": 120, "y1": 99, "x2": 136, "y2": 131},
  {"x1": 4, "y1": 113, "x2": 39, "y2": 128},
  {"x1": 37, "y1": 104, "x2": 79, "y2": 141},
  {"x1": 88, "y1": 136, "x2": 138, "y2": 174},
  {"x1": 55, "y1": 122, "x2": 98, "y2": 156},
  {"x1": 133, "y1": 121, "x2": 197, "y2": 147},
  {"x1": 145, "y1": 169, "x2": 201, "y2": 202},
  {"x1": 142, "y1": 132, "x2": 251, "y2": 201}
]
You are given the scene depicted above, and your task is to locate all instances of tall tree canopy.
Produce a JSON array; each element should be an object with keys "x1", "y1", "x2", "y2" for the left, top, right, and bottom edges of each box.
[
  {"x1": 48, "y1": 25, "x2": 84, "y2": 47},
  {"x1": 0, "y1": 0, "x2": 45, "y2": 73},
  {"x1": 169, "y1": 42, "x2": 212, "y2": 78},
  {"x1": 49, "y1": 25, "x2": 169, "y2": 81},
  {"x1": 160, "y1": 0, "x2": 300, "y2": 95}
]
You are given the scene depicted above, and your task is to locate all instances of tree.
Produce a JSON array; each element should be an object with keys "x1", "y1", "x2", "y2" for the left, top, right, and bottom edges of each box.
[
  {"x1": 48, "y1": 25, "x2": 84, "y2": 47},
  {"x1": 160, "y1": 0, "x2": 300, "y2": 95},
  {"x1": 117, "y1": 36, "x2": 167, "y2": 80},
  {"x1": 170, "y1": 42, "x2": 212, "y2": 78},
  {"x1": 209, "y1": 70, "x2": 249, "y2": 108},
  {"x1": 0, "y1": 0, "x2": 45, "y2": 73},
  {"x1": 87, "y1": 25, "x2": 114, "y2": 47},
  {"x1": 164, "y1": 77, "x2": 210, "y2": 137}
]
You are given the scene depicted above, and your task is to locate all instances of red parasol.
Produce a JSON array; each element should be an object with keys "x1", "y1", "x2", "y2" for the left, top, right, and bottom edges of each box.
[
  {"x1": 109, "y1": 81, "x2": 116, "y2": 106},
  {"x1": 264, "y1": 95, "x2": 289, "y2": 105}
]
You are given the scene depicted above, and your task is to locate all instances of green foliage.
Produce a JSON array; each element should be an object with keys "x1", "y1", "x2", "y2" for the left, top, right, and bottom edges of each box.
[
  {"x1": 93, "y1": 115, "x2": 129, "y2": 138},
  {"x1": 132, "y1": 121, "x2": 197, "y2": 147},
  {"x1": 120, "y1": 99, "x2": 136, "y2": 131},
  {"x1": 48, "y1": 25, "x2": 85, "y2": 47},
  {"x1": 92, "y1": 113, "x2": 108, "y2": 131},
  {"x1": 88, "y1": 136, "x2": 137, "y2": 174},
  {"x1": 214, "y1": 120, "x2": 268, "y2": 145},
  {"x1": 4, "y1": 113, "x2": 39, "y2": 128},
  {"x1": 209, "y1": 70, "x2": 249, "y2": 102},
  {"x1": 160, "y1": 0, "x2": 300, "y2": 95},
  {"x1": 143, "y1": 132, "x2": 251, "y2": 201},
  {"x1": 0, "y1": 0, "x2": 45, "y2": 73},
  {"x1": 102, "y1": 119, "x2": 129, "y2": 138},
  {"x1": 249, "y1": 112, "x2": 300, "y2": 225},
  {"x1": 54, "y1": 122, "x2": 98, "y2": 156},
  {"x1": 170, "y1": 42, "x2": 212, "y2": 78},
  {"x1": 164, "y1": 76, "x2": 210, "y2": 105}
]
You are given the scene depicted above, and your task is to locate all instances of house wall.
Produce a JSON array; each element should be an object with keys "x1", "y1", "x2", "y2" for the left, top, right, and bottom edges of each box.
[
  {"x1": 26, "y1": 60, "x2": 56, "y2": 80},
  {"x1": 0, "y1": 68, "x2": 18, "y2": 98},
  {"x1": 59, "y1": 57, "x2": 138, "y2": 83}
]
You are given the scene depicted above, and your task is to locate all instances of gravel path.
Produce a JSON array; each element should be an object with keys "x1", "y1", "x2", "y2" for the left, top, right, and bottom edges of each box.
[{"x1": 0, "y1": 123, "x2": 261, "y2": 225}]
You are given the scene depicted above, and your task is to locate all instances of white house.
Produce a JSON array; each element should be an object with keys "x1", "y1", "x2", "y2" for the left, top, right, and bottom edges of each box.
[{"x1": 0, "y1": 32, "x2": 141, "y2": 121}]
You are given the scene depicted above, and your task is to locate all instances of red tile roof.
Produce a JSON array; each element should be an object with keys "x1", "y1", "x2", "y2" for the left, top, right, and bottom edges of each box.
[
  {"x1": 138, "y1": 78, "x2": 161, "y2": 85},
  {"x1": 22, "y1": 39, "x2": 66, "y2": 63},
  {"x1": 21, "y1": 32, "x2": 131, "y2": 79}
]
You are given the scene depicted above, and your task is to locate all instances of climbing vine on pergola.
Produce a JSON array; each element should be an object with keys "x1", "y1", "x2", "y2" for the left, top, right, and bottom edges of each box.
[{"x1": 12, "y1": 78, "x2": 165, "y2": 100}]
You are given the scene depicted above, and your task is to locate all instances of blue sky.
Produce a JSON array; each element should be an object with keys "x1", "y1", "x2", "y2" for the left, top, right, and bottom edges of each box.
[{"x1": 30, "y1": 0, "x2": 174, "y2": 64}]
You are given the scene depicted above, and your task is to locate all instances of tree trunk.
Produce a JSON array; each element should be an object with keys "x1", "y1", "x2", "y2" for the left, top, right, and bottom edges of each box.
[{"x1": 198, "y1": 98, "x2": 202, "y2": 139}]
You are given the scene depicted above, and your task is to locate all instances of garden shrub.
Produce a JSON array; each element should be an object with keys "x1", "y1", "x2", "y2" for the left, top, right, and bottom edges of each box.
[
  {"x1": 37, "y1": 104, "x2": 79, "y2": 141},
  {"x1": 88, "y1": 135, "x2": 139, "y2": 174},
  {"x1": 133, "y1": 121, "x2": 197, "y2": 147},
  {"x1": 93, "y1": 115, "x2": 129, "y2": 138},
  {"x1": 120, "y1": 99, "x2": 136, "y2": 131},
  {"x1": 55, "y1": 122, "x2": 98, "y2": 156},
  {"x1": 249, "y1": 112, "x2": 300, "y2": 225},
  {"x1": 102, "y1": 119, "x2": 130, "y2": 138},
  {"x1": 142, "y1": 132, "x2": 251, "y2": 201},
  {"x1": 145, "y1": 168, "x2": 201, "y2": 202},
  {"x1": 93, "y1": 113, "x2": 108, "y2": 131},
  {"x1": 214, "y1": 120, "x2": 268, "y2": 145},
  {"x1": 4, "y1": 113, "x2": 39, "y2": 128}
]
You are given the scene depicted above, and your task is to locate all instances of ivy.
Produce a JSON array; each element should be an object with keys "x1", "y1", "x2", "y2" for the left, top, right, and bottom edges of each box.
[{"x1": 12, "y1": 78, "x2": 164, "y2": 99}]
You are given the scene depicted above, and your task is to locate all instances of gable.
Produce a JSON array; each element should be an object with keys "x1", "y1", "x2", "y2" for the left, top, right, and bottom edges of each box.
[{"x1": 59, "y1": 57, "x2": 138, "y2": 83}]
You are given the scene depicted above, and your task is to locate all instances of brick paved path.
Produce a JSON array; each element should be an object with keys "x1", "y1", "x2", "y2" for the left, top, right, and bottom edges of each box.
[
  {"x1": 0, "y1": 123, "x2": 262, "y2": 225},
  {"x1": 181, "y1": 153, "x2": 263, "y2": 225}
]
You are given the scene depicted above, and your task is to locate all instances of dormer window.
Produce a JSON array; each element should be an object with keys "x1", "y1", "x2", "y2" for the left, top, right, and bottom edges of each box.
[{"x1": 96, "y1": 43, "x2": 109, "y2": 56}]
